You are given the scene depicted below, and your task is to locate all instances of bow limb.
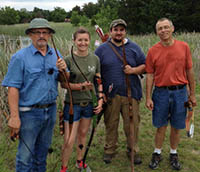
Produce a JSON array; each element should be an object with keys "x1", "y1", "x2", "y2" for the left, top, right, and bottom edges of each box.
[
  {"x1": 51, "y1": 37, "x2": 74, "y2": 135},
  {"x1": 122, "y1": 41, "x2": 135, "y2": 172}
]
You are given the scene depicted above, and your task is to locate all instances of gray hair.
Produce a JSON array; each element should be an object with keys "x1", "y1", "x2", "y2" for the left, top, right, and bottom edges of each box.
[{"x1": 155, "y1": 18, "x2": 174, "y2": 29}]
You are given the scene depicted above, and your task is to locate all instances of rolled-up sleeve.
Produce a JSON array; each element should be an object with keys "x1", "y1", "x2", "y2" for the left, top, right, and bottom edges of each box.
[{"x1": 2, "y1": 54, "x2": 24, "y2": 89}]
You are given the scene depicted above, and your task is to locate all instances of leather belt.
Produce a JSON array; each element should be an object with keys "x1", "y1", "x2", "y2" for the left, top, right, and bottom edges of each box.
[
  {"x1": 64, "y1": 101, "x2": 90, "y2": 107},
  {"x1": 19, "y1": 103, "x2": 55, "y2": 112},
  {"x1": 31, "y1": 103, "x2": 55, "y2": 109},
  {"x1": 156, "y1": 84, "x2": 186, "y2": 90}
]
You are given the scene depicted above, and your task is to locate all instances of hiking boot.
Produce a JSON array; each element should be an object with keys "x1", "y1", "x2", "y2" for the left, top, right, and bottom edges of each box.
[
  {"x1": 169, "y1": 153, "x2": 181, "y2": 170},
  {"x1": 149, "y1": 153, "x2": 162, "y2": 170},
  {"x1": 103, "y1": 153, "x2": 115, "y2": 164},
  {"x1": 126, "y1": 148, "x2": 142, "y2": 164}
]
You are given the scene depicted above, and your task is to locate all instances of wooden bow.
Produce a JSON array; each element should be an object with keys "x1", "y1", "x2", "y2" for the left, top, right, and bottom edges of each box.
[{"x1": 51, "y1": 37, "x2": 74, "y2": 135}]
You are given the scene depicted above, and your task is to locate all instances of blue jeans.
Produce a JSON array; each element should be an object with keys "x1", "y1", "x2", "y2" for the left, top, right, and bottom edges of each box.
[
  {"x1": 152, "y1": 86, "x2": 187, "y2": 129},
  {"x1": 16, "y1": 104, "x2": 56, "y2": 172}
]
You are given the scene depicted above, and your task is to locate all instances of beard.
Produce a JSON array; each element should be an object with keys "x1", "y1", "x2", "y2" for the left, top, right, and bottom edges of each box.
[
  {"x1": 37, "y1": 39, "x2": 47, "y2": 48},
  {"x1": 113, "y1": 38, "x2": 122, "y2": 43}
]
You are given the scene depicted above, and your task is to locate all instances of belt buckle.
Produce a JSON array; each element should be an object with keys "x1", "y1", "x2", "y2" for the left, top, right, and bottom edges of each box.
[
  {"x1": 19, "y1": 107, "x2": 32, "y2": 112},
  {"x1": 80, "y1": 102, "x2": 89, "y2": 107}
]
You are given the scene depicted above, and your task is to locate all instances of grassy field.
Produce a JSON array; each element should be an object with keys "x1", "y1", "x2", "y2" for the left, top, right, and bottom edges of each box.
[{"x1": 0, "y1": 23, "x2": 200, "y2": 172}]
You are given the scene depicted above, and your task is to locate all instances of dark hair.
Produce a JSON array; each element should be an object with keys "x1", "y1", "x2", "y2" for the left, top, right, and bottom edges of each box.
[{"x1": 73, "y1": 27, "x2": 91, "y2": 40}]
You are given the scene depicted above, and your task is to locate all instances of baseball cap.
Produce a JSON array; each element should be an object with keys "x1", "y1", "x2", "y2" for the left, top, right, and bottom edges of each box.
[
  {"x1": 25, "y1": 18, "x2": 55, "y2": 34},
  {"x1": 110, "y1": 19, "x2": 127, "y2": 30}
]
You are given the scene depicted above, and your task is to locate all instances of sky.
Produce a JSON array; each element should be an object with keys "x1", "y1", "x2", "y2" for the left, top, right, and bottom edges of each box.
[{"x1": 0, "y1": 0, "x2": 98, "y2": 12}]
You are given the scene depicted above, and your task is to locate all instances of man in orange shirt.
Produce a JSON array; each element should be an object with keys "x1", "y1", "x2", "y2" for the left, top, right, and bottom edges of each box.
[{"x1": 145, "y1": 18, "x2": 196, "y2": 170}]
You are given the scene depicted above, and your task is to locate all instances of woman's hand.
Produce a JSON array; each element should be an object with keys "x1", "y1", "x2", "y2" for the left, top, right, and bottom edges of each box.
[{"x1": 93, "y1": 99, "x2": 103, "y2": 114}]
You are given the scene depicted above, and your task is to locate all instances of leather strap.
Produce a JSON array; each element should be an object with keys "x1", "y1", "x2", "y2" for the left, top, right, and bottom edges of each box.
[
  {"x1": 108, "y1": 41, "x2": 133, "y2": 118},
  {"x1": 108, "y1": 42, "x2": 124, "y2": 62}
]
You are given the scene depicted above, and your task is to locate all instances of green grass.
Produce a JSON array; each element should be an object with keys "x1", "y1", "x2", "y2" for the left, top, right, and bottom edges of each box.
[
  {"x1": 0, "y1": 22, "x2": 200, "y2": 172},
  {"x1": 1, "y1": 94, "x2": 200, "y2": 172}
]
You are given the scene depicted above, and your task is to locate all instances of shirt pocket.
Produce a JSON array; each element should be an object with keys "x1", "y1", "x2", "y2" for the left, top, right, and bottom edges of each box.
[
  {"x1": 27, "y1": 68, "x2": 42, "y2": 79},
  {"x1": 24, "y1": 68, "x2": 43, "y2": 86}
]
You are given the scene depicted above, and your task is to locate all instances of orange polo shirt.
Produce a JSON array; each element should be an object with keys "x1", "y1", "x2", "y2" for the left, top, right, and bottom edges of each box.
[{"x1": 145, "y1": 40, "x2": 193, "y2": 87}]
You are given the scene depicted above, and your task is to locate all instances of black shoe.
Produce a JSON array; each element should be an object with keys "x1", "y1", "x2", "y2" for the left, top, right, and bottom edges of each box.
[
  {"x1": 103, "y1": 153, "x2": 115, "y2": 164},
  {"x1": 127, "y1": 152, "x2": 142, "y2": 165},
  {"x1": 126, "y1": 148, "x2": 142, "y2": 165},
  {"x1": 149, "y1": 153, "x2": 162, "y2": 170},
  {"x1": 134, "y1": 154, "x2": 142, "y2": 165},
  {"x1": 169, "y1": 153, "x2": 181, "y2": 170}
]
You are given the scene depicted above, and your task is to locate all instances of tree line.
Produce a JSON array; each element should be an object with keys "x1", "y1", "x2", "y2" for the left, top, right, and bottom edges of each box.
[{"x1": 0, "y1": 0, "x2": 199, "y2": 34}]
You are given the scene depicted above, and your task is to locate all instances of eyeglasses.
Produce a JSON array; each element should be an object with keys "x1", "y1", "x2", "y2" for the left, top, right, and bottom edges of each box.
[{"x1": 31, "y1": 31, "x2": 50, "y2": 36}]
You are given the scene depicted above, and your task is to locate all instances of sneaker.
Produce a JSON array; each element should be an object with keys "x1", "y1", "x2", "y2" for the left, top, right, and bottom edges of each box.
[
  {"x1": 126, "y1": 148, "x2": 142, "y2": 165},
  {"x1": 60, "y1": 166, "x2": 68, "y2": 172},
  {"x1": 103, "y1": 153, "x2": 115, "y2": 164},
  {"x1": 76, "y1": 160, "x2": 88, "y2": 169},
  {"x1": 76, "y1": 161, "x2": 91, "y2": 172},
  {"x1": 149, "y1": 153, "x2": 162, "y2": 169},
  {"x1": 169, "y1": 153, "x2": 181, "y2": 170}
]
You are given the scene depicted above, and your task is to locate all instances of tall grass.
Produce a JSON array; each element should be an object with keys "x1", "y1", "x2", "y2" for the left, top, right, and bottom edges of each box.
[{"x1": 0, "y1": 23, "x2": 200, "y2": 172}]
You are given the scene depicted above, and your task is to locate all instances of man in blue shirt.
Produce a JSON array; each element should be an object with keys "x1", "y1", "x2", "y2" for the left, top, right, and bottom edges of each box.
[
  {"x1": 95, "y1": 19, "x2": 146, "y2": 165},
  {"x1": 2, "y1": 18, "x2": 67, "y2": 172}
]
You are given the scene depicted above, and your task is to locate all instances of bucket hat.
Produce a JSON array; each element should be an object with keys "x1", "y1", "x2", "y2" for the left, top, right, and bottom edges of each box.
[
  {"x1": 110, "y1": 19, "x2": 127, "y2": 30},
  {"x1": 25, "y1": 18, "x2": 55, "y2": 34}
]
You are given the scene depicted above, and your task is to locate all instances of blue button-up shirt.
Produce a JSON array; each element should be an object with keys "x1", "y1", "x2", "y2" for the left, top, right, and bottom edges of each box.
[{"x1": 2, "y1": 44, "x2": 61, "y2": 106}]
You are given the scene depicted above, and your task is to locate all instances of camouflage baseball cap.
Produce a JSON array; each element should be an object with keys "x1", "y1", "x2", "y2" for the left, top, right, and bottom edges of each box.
[
  {"x1": 25, "y1": 18, "x2": 55, "y2": 34},
  {"x1": 110, "y1": 19, "x2": 127, "y2": 30}
]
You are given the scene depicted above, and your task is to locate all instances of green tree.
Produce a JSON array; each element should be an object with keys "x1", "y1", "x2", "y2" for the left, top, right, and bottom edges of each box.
[
  {"x1": 92, "y1": 3, "x2": 119, "y2": 32},
  {"x1": 32, "y1": 7, "x2": 44, "y2": 18},
  {"x1": 18, "y1": 8, "x2": 32, "y2": 23},
  {"x1": 79, "y1": 15, "x2": 90, "y2": 26},
  {"x1": 70, "y1": 11, "x2": 81, "y2": 26},
  {"x1": 50, "y1": 7, "x2": 67, "y2": 22},
  {"x1": 176, "y1": 0, "x2": 200, "y2": 32},
  {"x1": 82, "y1": 2, "x2": 99, "y2": 18},
  {"x1": 119, "y1": 0, "x2": 150, "y2": 34},
  {"x1": 119, "y1": 0, "x2": 180, "y2": 34},
  {"x1": 0, "y1": 6, "x2": 20, "y2": 24},
  {"x1": 72, "y1": 5, "x2": 83, "y2": 16}
]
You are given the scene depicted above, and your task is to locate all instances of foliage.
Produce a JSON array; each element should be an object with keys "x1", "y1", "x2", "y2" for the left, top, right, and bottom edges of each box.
[
  {"x1": 32, "y1": 7, "x2": 50, "y2": 19},
  {"x1": 92, "y1": 4, "x2": 120, "y2": 33},
  {"x1": 82, "y1": 2, "x2": 99, "y2": 19},
  {"x1": 118, "y1": 0, "x2": 200, "y2": 34},
  {"x1": 79, "y1": 15, "x2": 90, "y2": 27},
  {"x1": 176, "y1": 0, "x2": 200, "y2": 32},
  {"x1": 0, "y1": 6, "x2": 20, "y2": 25},
  {"x1": 18, "y1": 8, "x2": 32, "y2": 23},
  {"x1": 49, "y1": 7, "x2": 67, "y2": 22},
  {"x1": 0, "y1": 0, "x2": 200, "y2": 34},
  {"x1": 71, "y1": 5, "x2": 82, "y2": 16},
  {"x1": 70, "y1": 11, "x2": 81, "y2": 26}
]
